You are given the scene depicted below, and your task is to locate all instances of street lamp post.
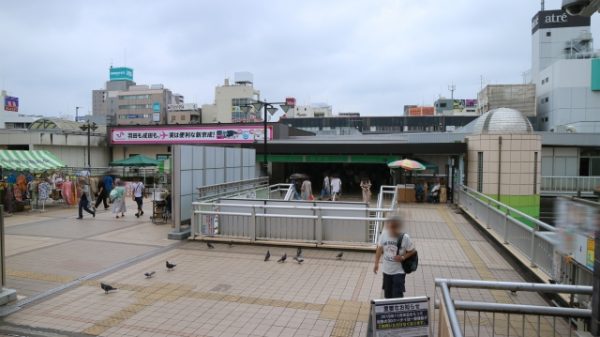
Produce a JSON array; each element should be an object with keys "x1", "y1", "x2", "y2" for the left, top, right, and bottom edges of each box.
[
  {"x1": 80, "y1": 121, "x2": 98, "y2": 168},
  {"x1": 243, "y1": 100, "x2": 293, "y2": 175}
]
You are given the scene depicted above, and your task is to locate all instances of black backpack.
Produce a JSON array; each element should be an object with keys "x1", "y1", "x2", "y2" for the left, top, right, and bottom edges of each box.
[{"x1": 397, "y1": 233, "x2": 418, "y2": 274}]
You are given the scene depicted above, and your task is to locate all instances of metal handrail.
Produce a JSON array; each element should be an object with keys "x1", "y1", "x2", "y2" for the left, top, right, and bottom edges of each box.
[
  {"x1": 435, "y1": 278, "x2": 593, "y2": 337},
  {"x1": 461, "y1": 185, "x2": 555, "y2": 232},
  {"x1": 192, "y1": 202, "x2": 393, "y2": 213}
]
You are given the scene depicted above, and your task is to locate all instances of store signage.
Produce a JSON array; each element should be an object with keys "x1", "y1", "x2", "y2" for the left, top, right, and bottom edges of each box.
[
  {"x1": 109, "y1": 67, "x2": 134, "y2": 81},
  {"x1": 168, "y1": 103, "x2": 198, "y2": 111},
  {"x1": 111, "y1": 125, "x2": 273, "y2": 144},
  {"x1": 532, "y1": 10, "x2": 590, "y2": 33},
  {"x1": 368, "y1": 296, "x2": 430, "y2": 337},
  {"x1": 4, "y1": 96, "x2": 18, "y2": 112}
]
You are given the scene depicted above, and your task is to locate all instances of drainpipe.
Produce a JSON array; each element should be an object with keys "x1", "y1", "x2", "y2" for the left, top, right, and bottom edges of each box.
[{"x1": 497, "y1": 137, "x2": 502, "y2": 203}]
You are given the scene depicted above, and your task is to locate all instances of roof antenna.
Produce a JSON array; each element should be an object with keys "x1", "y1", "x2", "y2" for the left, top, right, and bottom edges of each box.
[{"x1": 541, "y1": 0, "x2": 545, "y2": 11}]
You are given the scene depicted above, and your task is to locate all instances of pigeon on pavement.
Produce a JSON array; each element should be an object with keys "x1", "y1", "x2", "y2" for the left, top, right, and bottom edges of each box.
[
  {"x1": 264, "y1": 250, "x2": 271, "y2": 262},
  {"x1": 100, "y1": 282, "x2": 117, "y2": 294},
  {"x1": 166, "y1": 261, "x2": 176, "y2": 270},
  {"x1": 293, "y1": 256, "x2": 304, "y2": 264},
  {"x1": 144, "y1": 271, "x2": 155, "y2": 278},
  {"x1": 207, "y1": 242, "x2": 215, "y2": 249},
  {"x1": 296, "y1": 247, "x2": 303, "y2": 258},
  {"x1": 277, "y1": 253, "x2": 287, "y2": 263},
  {"x1": 336, "y1": 252, "x2": 344, "y2": 260}
]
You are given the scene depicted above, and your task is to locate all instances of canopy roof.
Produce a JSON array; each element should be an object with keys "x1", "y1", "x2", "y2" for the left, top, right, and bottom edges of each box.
[
  {"x1": 110, "y1": 155, "x2": 160, "y2": 167},
  {"x1": 0, "y1": 150, "x2": 65, "y2": 171}
]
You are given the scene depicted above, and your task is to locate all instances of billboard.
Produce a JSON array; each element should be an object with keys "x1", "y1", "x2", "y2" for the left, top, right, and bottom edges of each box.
[
  {"x1": 111, "y1": 125, "x2": 273, "y2": 144},
  {"x1": 4, "y1": 96, "x2": 18, "y2": 112},
  {"x1": 532, "y1": 10, "x2": 590, "y2": 34},
  {"x1": 109, "y1": 67, "x2": 134, "y2": 81}
]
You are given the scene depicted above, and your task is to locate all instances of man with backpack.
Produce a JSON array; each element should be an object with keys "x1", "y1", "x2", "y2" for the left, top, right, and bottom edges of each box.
[{"x1": 373, "y1": 214, "x2": 417, "y2": 298}]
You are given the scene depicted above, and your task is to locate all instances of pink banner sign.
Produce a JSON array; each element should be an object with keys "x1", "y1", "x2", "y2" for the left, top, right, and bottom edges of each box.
[{"x1": 111, "y1": 125, "x2": 273, "y2": 144}]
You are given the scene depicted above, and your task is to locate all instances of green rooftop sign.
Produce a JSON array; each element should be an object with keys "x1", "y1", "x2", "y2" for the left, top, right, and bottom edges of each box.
[{"x1": 109, "y1": 67, "x2": 133, "y2": 81}]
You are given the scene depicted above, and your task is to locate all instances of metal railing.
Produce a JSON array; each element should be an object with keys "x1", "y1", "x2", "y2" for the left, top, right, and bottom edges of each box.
[
  {"x1": 372, "y1": 185, "x2": 399, "y2": 244},
  {"x1": 541, "y1": 176, "x2": 600, "y2": 196},
  {"x1": 456, "y1": 185, "x2": 556, "y2": 275},
  {"x1": 192, "y1": 200, "x2": 394, "y2": 245},
  {"x1": 268, "y1": 183, "x2": 294, "y2": 200},
  {"x1": 196, "y1": 177, "x2": 269, "y2": 202},
  {"x1": 456, "y1": 186, "x2": 594, "y2": 290},
  {"x1": 435, "y1": 279, "x2": 593, "y2": 337}
]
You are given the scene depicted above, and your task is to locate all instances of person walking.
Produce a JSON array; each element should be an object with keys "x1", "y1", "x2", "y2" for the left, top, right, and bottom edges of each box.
[
  {"x1": 94, "y1": 173, "x2": 113, "y2": 210},
  {"x1": 131, "y1": 178, "x2": 145, "y2": 218},
  {"x1": 373, "y1": 215, "x2": 416, "y2": 298},
  {"x1": 360, "y1": 177, "x2": 372, "y2": 203},
  {"x1": 320, "y1": 173, "x2": 331, "y2": 200},
  {"x1": 77, "y1": 178, "x2": 95, "y2": 219},
  {"x1": 301, "y1": 178, "x2": 313, "y2": 201},
  {"x1": 330, "y1": 175, "x2": 342, "y2": 201},
  {"x1": 110, "y1": 180, "x2": 126, "y2": 219}
]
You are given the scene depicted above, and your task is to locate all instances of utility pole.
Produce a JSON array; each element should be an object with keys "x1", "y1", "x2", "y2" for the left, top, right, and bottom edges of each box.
[{"x1": 75, "y1": 106, "x2": 81, "y2": 122}]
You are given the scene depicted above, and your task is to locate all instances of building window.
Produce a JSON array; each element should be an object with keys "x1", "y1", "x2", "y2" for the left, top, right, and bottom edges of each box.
[
  {"x1": 546, "y1": 31, "x2": 551, "y2": 37},
  {"x1": 477, "y1": 152, "x2": 484, "y2": 193},
  {"x1": 180, "y1": 115, "x2": 186, "y2": 121},
  {"x1": 533, "y1": 152, "x2": 538, "y2": 194},
  {"x1": 545, "y1": 97, "x2": 549, "y2": 103}
]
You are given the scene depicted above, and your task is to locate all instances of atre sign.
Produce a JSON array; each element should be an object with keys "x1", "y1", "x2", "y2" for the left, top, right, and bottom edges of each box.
[
  {"x1": 532, "y1": 9, "x2": 590, "y2": 33},
  {"x1": 110, "y1": 125, "x2": 273, "y2": 145}
]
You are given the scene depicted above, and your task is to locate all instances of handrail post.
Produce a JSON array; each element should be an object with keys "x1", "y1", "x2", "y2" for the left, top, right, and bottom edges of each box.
[
  {"x1": 530, "y1": 225, "x2": 538, "y2": 267},
  {"x1": 503, "y1": 209, "x2": 509, "y2": 244},
  {"x1": 250, "y1": 206, "x2": 256, "y2": 242},
  {"x1": 316, "y1": 208, "x2": 323, "y2": 244}
]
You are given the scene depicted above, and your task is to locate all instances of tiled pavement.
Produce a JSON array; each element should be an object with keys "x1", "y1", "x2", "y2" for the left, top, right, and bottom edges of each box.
[{"x1": 0, "y1": 202, "x2": 571, "y2": 336}]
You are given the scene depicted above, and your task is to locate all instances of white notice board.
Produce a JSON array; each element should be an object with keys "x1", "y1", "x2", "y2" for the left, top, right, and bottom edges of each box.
[{"x1": 368, "y1": 296, "x2": 430, "y2": 337}]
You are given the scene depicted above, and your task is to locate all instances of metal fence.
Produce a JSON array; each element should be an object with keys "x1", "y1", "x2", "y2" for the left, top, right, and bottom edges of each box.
[
  {"x1": 455, "y1": 186, "x2": 594, "y2": 290},
  {"x1": 435, "y1": 279, "x2": 593, "y2": 337},
  {"x1": 541, "y1": 176, "x2": 600, "y2": 196}
]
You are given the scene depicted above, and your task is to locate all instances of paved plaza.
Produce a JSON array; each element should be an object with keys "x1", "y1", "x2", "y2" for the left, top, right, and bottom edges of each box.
[{"x1": 0, "y1": 201, "x2": 570, "y2": 337}]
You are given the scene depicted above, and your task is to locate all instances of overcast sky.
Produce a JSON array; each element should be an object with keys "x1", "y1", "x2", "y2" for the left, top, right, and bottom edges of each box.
[{"x1": 1, "y1": 0, "x2": 600, "y2": 118}]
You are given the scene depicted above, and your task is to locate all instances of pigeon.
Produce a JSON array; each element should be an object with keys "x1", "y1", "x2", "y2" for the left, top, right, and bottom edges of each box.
[
  {"x1": 207, "y1": 242, "x2": 215, "y2": 249},
  {"x1": 100, "y1": 282, "x2": 117, "y2": 294},
  {"x1": 296, "y1": 247, "x2": 303, "y2": 258},
  {"x1": 228, "y1": 242, "x2": 233, "y2": 248},
  {"x1": 166, "y1": 261, "x2": 176, "y2": 271},
  {"x1": 336, "y1": 252, "x2": 344, "y2": 260},
  {"x1": 277, "y1": 253, "x2": 287, "y2": 263},
  {"x1": 264, "y1": 250, "x2": 271, "y2": 262},
  {"x1": 293, "y1": 256, "x2": 304, "y2": 264},
  {"x1": 144, "y1": 271, "x2": 156, "y2": 279}
]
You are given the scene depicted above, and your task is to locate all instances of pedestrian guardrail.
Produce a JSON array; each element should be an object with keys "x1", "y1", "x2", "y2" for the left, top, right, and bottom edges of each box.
[
  {"x1": 435, "y1": 278, "x2": 593, "y2": 337},
  {"x1": 455, "y1": 186, "x2": 594, "y2": 290},
  {"x1": 196, "y1": 177, "x2": 270, "y2": 202},
  {"x1": 192, "y1": 200, "x2": 396, "y2": 246},
  {"x1": 541, "y1": 176, "x2": 600, "y2": 196},
  {"x1": 373, "y1": 185, "x2": 399, "y2": 244}
]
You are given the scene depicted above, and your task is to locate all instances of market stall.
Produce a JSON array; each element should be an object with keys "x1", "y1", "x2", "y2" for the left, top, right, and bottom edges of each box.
[{"x1": 0, "y1": 150, "x2": 71, "y2": 212}]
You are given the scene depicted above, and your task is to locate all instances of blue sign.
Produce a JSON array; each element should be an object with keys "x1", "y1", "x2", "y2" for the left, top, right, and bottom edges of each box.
[
  {"x1": 109, "y1": 67, "x2": 134, "y2": 81},
  {"x1": 152, "y1": 102, "x2": 161, "y2": 112},
  {"x1": 4, "y1": 96, "x2": 18, "y2": 112}
]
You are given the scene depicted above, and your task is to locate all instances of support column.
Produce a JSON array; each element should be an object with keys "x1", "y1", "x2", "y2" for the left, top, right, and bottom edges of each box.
[
  {"x1": 0, "y1": 206, "x2": 17, "y2": 305},
  {"x1": 591, "y1": 233, "x2": 599, "y2": 336}
]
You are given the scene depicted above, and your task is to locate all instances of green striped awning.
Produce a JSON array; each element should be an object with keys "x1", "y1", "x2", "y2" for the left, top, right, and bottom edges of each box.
[{"x1": 0, "y1": 150, "x2": 65, "y2": 171}]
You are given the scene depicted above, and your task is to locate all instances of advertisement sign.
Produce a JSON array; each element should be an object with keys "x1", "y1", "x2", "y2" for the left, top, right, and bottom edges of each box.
[
  {"x1": 167, "y1": 103, "x2": 198, "y2": 111},
  {"x1": 111, "y1": 125, "x2": 273, "y2": 144},
  {"x1": 152, "y1": 102, "x2": 161, "y2": 112},
  {"x1": 4, "y1": 96, "x2": 18, "y2": 112},
  {"x1": 109, "y1": 67, "x2": 134, "y2": 81},
  {"x1": 368, "y1": 296, "x2": 430, "y2": 337},
  {"x1": 152, "y1": 112, "x2": 161, "y2": 122},
  {"x1": 555, "y1": 198, "x2": 599, "y2": 271}
]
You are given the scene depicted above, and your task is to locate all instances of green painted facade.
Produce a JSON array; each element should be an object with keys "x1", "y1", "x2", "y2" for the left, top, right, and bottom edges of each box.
[{"x1": 485, "y1": 194, "x2": 541, "y2": 226}]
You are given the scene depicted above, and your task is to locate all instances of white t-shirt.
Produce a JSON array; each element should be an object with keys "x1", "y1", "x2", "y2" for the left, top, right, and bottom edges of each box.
[
  {"x1": 132, "y1": 182, "x2": 145, "y2": 198},
  {"x1": 330, "y1": 178, "x2": 342, "y2": 193},
  {"x1": 378, "y1": 229, "x2": 415, "y2": 275}
]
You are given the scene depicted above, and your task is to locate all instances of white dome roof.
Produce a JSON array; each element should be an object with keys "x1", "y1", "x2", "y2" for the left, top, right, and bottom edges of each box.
[{"x1": 467, "y1": 108, "x2": 533, "y2": 134}]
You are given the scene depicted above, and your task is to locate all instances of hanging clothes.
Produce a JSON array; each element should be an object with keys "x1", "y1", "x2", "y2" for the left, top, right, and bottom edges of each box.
[
  {"x1": 62, "y1": 180, "x2": 75, "y2": 205},
  {"x1": 38, "y1": 182, "x2": 51, "y2": 200}
]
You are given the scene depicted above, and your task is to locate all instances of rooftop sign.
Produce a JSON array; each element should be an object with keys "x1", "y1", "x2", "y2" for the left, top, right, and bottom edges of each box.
[
  {"x1": 109, "y1": 67, "x2": 134, "y2": 81},
  {"x1": 532, "y1": 10, "x2": 590, "y2": 34},
  {"x1": 110, "y1": 125, "x2": 273, "y2": 145}
]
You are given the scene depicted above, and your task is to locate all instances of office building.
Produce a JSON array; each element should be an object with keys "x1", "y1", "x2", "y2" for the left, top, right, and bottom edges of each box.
[
  {"x1": 434, "y1": 98, "x2": 478, "y2": 115},
  {"x1": 477, "y1": 84, "x2": 537, "y2": 117},
  {"x1": 92, "y1": 66, "x2": 136, "y2": 125},
  {"x1": 530, "y1": 9, "x2": 600, "y2": 132},
  {"x1": 201, "y1": 72, "x2": 261, "y2": 123}
]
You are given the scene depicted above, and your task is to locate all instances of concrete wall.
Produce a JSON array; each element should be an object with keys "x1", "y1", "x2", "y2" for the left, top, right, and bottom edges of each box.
[
  {"x1": 111, "y1": 145, "x2": 172, "y2": 161},
  {"x1": 33, "y1": 145, "x2": 109, "y2": 168},
  {"x1": 467, "y1": 133, "x2": 542, "y2": 217}
]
